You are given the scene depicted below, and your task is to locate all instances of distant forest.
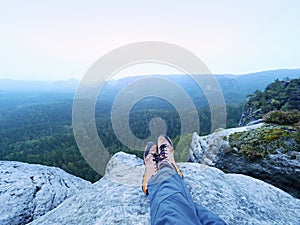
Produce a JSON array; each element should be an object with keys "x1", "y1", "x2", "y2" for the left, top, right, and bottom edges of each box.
[
  {"x1": 0, "y1": 74, "x2": 298, "y2": 182},
  {"x1": 0, "y1": 95, "x2": 241, "y2": 182}
]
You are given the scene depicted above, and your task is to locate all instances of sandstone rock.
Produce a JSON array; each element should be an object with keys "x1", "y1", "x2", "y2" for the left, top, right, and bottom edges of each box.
[
  {"x1": 31, "y1": 152, "x2": 300, "y2": 225},
  {"x1": 189, "y1": 123, "x2": 300, "y2": 198},
  {"x1": 239, "y1": 106, "x2": 263, "y2": 126},
  {"x1": 189, "y1": 123, "x2": 264, "y2": 165},
  {"x1": 245, "y1": 118, "x2": 265, "y2": 126},
  {"x1": 0, "y1": 161, "x2": 91, "y2": 225}
]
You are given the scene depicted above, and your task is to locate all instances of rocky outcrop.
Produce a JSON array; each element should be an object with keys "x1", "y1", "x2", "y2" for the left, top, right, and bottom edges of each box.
[
  {"x1": 189, "y1": 123, "x2": 264, "y2": 165},
  {"x1": 238, "y1": 106, "x2": 263, "y2": 126},
  {"x1": 0, "y1": 161, "x2": 91, "y2": 225},
  {"x1": 239, "y1": 78, "x2": 300, "y2": 126},
  {"x1": 189, "y1": 123, "x2": 300, "y2": 198},
  {"x1": 30, "y1": 152, "x2": 300, "y2": 225},
  {"x1": 238, "y1": 87, "x2": 268, "y2": 126}
]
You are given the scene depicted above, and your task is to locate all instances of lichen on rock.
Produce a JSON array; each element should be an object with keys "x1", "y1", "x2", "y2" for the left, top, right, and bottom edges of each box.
[
  {"x1": 228, "y1": 124, "x2": 300, "y2": 160},
  {"x1": 189, "y1": 123, "x2": 300, "y2": 198}
]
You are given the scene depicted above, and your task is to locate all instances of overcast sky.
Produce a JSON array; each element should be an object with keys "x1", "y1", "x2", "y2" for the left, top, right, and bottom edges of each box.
[{"x1": 1, "y1": 0, "x2": 300, "y2": 81}]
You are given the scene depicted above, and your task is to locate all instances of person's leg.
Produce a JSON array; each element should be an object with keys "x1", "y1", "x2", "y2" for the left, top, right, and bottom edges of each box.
[
  {"x1": 195, "y1": 203, "x2": 228, "y2": 225},
  {"x1": 144, "y1": 135, "x2": 227, "y2": 225},
  {"x1": 148, "y1": 163, "x2": 200, "y2": 225}
]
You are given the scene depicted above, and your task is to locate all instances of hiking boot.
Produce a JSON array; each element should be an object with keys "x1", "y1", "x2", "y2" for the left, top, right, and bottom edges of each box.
[
  {"x1": 142, "y1": 142, "x2": 158, "y2": 195},
  {"x1": 157, "y1": 134, "x2": 182, "y2": 177}
]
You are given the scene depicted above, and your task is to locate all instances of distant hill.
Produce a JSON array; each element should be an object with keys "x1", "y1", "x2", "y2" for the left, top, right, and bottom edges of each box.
[
  {"x1": 1, "y1": 69, "x2": 299, "y2": 98},
  {"x1": 0, "y1": 79, "x2": 79, "y2": 92},
  {"x1": 104, "y1": 68, "x2": 300, "y2": 105},
  {"x1": 217, "y1": 68, "x2": 300, "y2": 94},
  {"x1": 214, "y1": 69, "x2": 299, "y2": 103}
]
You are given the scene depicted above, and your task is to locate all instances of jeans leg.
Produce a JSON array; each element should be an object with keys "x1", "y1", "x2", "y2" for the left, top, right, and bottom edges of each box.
[
  {"x1": 147, "y1": 164, "x2": 227, "y2": 225},
  {"x1": 147, "y1": 165, "x2": 200, "y2": 225}
]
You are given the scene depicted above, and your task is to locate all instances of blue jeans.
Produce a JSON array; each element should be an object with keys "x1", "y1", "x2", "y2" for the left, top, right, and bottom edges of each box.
[{"x1": 148, "y1": 164, "x2": 227, "y2": 225}]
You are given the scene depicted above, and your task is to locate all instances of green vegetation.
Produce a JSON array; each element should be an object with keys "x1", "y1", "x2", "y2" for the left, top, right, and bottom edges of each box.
[
  {"x1": 264, "y1": 109, "x2": 300, "y2": 125},
  {"x1": 243, "y1": 78, "x2": 300, "y2": 123},
  {"x1": 0, "y1": 92, "x2": 243, "y2": 182},
  {"x1": 0, "y1": 98, "x2": 100, "y2": 182},
  {"x1": 1, "y1": 77, "x2": 299, "y2": 182},
  {"x1": 235, "y1": 78, "x2": 300, "y2": 160},
  {"x1": 173, "y1": 133, "x2": 193, "y2": 162},
  {"x1": 229, "y1": 125, "x2": 300, "y2": 160}
]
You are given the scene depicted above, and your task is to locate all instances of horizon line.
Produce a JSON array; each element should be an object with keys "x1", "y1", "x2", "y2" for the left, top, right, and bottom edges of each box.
[{"x1": 0, "y1": 67, "x2": 299, "y2": 82}]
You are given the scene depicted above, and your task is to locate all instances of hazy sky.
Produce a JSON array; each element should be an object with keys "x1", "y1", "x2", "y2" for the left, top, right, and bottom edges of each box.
[{"x1": 1, "y1": 0, "x2": 300, "y2": 81}]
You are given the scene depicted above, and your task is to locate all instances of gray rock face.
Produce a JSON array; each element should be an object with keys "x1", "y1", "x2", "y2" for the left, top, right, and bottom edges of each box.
[
  {"x1": 189, "y1": 123, "x2": 300, "y2": 198},
  {"x1": 239, "y1": 106, "x2": 263, "y2": 126},
  {"x1": 0, "y1": 161, "x2": 91, "y2": 225},
  {"x1": 31, "y1": 152, "x2": 300, "y2": 225},
  {"x1": 189, "y1": 123, "x2": 264, "y2": 165}
]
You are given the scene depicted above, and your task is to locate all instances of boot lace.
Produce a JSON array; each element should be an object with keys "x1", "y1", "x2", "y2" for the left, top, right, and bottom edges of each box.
[{"x1": 153, "y1": 144, "x2": 168, "y2": 162}]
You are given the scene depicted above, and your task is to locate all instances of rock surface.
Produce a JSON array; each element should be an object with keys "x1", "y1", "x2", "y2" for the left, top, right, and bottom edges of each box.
[
  {"x1": 189, "y1": 123, "x2": 264, "y2": 165},
  {"x1": 0, "y1": 161, "x2": 91, "y2": 225},
  {"x1": 189, "y1": 123, "x2": 300, "y2": 198},
  {"x1": 30, "y1": 152, "x2": 300, "y2": 225},
  {"x1": 238, "y1": 106, "x2": 263, "y2": 127}
]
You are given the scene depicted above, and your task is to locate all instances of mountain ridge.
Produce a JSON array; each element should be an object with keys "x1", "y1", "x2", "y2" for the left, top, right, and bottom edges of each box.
[{"x1": 1, "y1": 68, "x2": 299, "y2": 95}]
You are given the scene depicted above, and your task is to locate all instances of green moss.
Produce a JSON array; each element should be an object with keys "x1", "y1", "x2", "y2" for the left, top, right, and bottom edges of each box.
[
  {"x1": 264, "y1": 109, "x2": 300, "y2": 125},
  {"x1": 240, "y1": 144, "x2": 264, "y2": 159},
  {"x1": 262, "y1": 128, "x2": 287, "y2": 142},
  {"x1": 291, "y1": 131, "x2": 300, "y2": 144},
  {"x1": 290, "y1": 154, "x2": 296, "y2": 160},
  {"x1": 221, "y1": 135, "x2": 227, "y2": 141},
  {"x1": 229, "y1": 125, "x2": 300, "y2": 160}
]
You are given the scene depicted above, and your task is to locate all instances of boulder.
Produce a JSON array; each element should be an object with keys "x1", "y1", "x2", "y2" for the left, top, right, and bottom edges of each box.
[
  {"x1": 0, "y1": 161, "x2": 91, "y2": 225},
  {"x1": 189, "y1": 123, "x2": 300, "y2": 198},
  {"x1": 189, "y1": 123, "x2": 264, "y2": 165},
  {"x1": 31, "y1": 152, "x2": 300, "y2": 225}
]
